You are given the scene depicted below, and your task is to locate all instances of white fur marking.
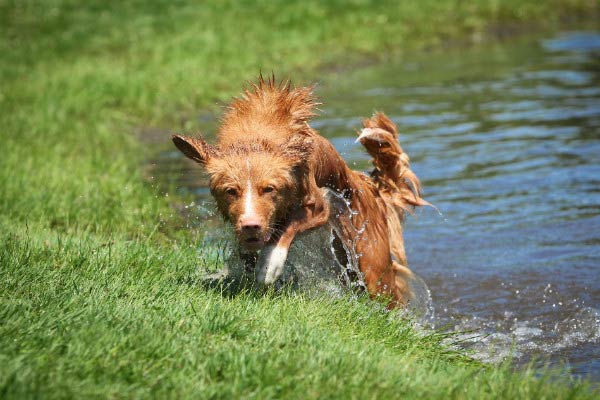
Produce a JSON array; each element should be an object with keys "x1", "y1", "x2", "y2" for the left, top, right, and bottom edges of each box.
[
  {"x1": 355, "y1": 128, "x2": 375, "y2": 143},
  {"x1": 356, "y1": 127, "x2": 385, "y2": 143},
  {"x1": 242, "y1": 180, "x2": 256, "y2": 220},
  {"x1": 256, "y1": 245, "x2": 288, "y2": 284},
  {"x1": 241, "y1": 159, "x2": 258, "y2": 221}
]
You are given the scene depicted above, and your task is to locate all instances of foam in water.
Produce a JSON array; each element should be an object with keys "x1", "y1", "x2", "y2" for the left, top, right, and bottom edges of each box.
[{"x1": 444, "y1": 306, "x2": 600, "y2": 365}]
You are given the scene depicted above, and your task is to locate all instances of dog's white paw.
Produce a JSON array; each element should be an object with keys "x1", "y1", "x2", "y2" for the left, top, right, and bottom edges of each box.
[{"x1": 256, "y1": 245, "x2": 288, "y2": 284}]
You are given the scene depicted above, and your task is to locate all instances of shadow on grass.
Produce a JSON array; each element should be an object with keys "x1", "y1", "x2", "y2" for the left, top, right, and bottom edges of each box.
[{"x1": 172, "y1": 266, "x2": 301, "y2": 304}]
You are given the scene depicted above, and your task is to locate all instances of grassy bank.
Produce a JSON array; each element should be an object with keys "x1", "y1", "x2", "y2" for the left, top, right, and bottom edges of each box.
[{"x1": 1, "y1": 0, "x2": 598, "y2": 398}]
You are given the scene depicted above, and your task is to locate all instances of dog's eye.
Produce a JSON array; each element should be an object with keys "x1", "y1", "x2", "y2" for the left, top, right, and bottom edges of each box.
[
  {"x1": 262, "y1": 186, "x2": 275, "y2": 194},
  {"x1": 225, "y1": 188, "x2": 238, "y2": 196}
]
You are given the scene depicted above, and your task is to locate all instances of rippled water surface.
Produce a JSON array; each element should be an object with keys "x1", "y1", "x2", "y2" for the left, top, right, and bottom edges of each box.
[{"x1": 155, "y1": 31, "x2": 600, "y2": 380}]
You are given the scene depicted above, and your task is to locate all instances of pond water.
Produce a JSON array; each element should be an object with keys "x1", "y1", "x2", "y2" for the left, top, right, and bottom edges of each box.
[{"x1": 153, "y1": 30, "x2": 600, "y2": 380}]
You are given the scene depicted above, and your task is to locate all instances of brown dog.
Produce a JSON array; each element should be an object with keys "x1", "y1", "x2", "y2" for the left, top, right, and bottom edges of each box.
[{"x1": 173, "y1": 76, "x2": 427, "y2": 307}]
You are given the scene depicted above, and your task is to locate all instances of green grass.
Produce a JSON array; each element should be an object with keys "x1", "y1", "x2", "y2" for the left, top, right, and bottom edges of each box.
[
  {"x1": 1, "y1": 0, "x2": 599, "y2": 398},
  {"x1": 1, "y1": 231, "x2": 594, "y2": 399}
]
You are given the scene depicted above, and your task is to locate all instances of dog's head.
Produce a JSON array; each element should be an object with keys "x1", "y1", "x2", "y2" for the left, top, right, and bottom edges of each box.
[
  {"x1": 172, "y1": 134, "x2": 312, "y2": 251},
  {"x1": 172, "y1": 76, "x2": 318, "y2": 251}
]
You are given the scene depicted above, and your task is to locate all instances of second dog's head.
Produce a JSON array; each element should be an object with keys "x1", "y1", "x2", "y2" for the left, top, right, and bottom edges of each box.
[{"x1": 172, "y1": 135, "x2": 312, "y2": 252}]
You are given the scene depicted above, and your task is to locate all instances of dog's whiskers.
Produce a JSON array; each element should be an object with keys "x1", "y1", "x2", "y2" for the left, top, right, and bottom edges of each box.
[{"x1": 267, "y1": 226, "x2": 285, "y2": 240}]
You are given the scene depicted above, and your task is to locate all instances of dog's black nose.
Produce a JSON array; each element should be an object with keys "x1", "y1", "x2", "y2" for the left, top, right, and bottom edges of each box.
[{"x1": 241, "y1": 221, "x2": 262, "y2": 232}]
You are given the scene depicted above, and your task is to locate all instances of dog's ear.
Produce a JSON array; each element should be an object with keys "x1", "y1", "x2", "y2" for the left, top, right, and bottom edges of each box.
[
  {"x1": 280, "y1": 135, "x2": 314, "y2": 166},
  {"x1": 172, "y1": 134, "x2": 219, "y2": 165}
]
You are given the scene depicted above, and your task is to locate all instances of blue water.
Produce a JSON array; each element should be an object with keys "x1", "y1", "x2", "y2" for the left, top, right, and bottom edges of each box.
[{"x1": 155, "y1": 30, "x2": 600, "y2": 380}]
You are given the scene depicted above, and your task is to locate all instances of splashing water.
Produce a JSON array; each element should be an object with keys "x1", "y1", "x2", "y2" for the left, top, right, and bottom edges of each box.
[{"x1": 220, "y1": 189, "x2": 434, "y2": 322}]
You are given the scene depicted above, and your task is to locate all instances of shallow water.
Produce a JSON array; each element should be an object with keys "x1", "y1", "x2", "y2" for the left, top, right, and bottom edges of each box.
[{"x1": 153, "y1": 30, "x2": 600, "y2": 380}]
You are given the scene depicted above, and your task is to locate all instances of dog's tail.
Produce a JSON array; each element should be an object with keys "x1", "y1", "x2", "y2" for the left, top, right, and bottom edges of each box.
[{"x1": 356, "y1": 112, "x2": 430, "y2": 217}]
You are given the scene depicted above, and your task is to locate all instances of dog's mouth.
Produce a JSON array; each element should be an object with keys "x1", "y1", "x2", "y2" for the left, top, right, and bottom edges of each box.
[
  {"x1": 243, "y1": 237, "x2": 263, "y2": 249},
  {"x1": 240, "y1": 232, "x2": 271, "y2": 251}
]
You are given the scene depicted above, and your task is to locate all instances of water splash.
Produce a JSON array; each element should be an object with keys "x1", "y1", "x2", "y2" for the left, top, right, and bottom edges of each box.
[
  {"x1": 209, "y1": 189, "x2": 434, "y2": 323},
  {"x1": 443, "y1": 306, "x2": 600, "y2": 365}
]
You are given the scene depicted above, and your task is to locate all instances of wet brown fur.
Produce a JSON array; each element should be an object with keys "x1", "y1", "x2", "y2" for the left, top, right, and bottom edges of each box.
[{"x1": 172, "y1": 76, "x2": 427, "y2": 307}]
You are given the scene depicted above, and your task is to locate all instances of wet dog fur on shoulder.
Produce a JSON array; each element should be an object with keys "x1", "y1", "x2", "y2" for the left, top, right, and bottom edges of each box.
[{"x1": 172, "y1": 75, "x2": 427, "y2": 307}]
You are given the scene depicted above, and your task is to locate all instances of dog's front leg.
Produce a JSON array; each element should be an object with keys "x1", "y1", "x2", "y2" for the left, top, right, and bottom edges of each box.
[
  {"x1": 255, "y1": 241, "x2": 291, "y2": 285},
  {"x1": 256, "y1": 193, "x2": 330, "y2": 284}
]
